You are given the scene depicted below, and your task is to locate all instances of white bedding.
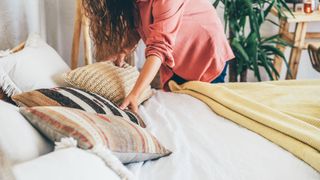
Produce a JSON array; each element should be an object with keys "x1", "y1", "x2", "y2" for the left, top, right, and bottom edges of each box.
[{"x1": 129, "y1": 91, "x2": 320, "y2": 180}]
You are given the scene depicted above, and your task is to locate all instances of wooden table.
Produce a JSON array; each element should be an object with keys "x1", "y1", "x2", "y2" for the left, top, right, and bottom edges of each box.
[{"x1": 272, "y1": 8, "x2": 320, "y2": 79}]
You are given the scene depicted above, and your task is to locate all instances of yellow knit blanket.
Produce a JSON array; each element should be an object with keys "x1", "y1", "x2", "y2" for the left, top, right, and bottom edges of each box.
[{"x1": 169, "y1": 80, "x2": 320, "y2": 172}]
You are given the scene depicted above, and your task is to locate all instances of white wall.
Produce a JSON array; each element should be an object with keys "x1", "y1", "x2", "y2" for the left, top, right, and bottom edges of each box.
[{"x1": 0, "y1": 0, "x2": 319, "y2": 80}]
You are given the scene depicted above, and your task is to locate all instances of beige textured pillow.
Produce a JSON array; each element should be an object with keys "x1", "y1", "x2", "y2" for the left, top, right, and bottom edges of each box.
[{"x1": 64, "y1": 62, "x2": 152, "y2": 105}]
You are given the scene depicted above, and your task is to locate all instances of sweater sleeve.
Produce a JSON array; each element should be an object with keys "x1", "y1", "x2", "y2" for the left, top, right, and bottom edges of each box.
[{"x1": 145, "y1": 0, "x2": 185, "y2": 68}]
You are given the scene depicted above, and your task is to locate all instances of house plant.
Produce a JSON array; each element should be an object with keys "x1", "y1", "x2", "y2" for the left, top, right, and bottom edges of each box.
[{"x1": 213, "y1": 0, "x2": 292, "y2": 82}]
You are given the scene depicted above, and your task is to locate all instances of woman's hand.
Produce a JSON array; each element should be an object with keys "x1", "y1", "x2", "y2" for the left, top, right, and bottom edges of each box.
[
  {"x1": 120, "y1": 93, "x2": 138, "y2": 113},
  {"x1": 120, "y1": 55, "x2": 162, "y2": 113}
]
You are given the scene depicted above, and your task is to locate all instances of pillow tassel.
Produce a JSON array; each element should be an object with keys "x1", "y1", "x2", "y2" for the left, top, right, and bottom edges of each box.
[
  {"x1": 0, "y1": 68, "x2": 22, "y2": 96},
  {"x1": 55, "y1": 138, "x2": 135, "y2": 180},
  {"x1": 54, "y1": 137, "x2": 78, "y2": 151},
  {"x1": 89, "y1": 144, "x2": 136, "y2": 180},
  {"x1": 0, "y1": 49, "x2": 11, "y2": 58}
]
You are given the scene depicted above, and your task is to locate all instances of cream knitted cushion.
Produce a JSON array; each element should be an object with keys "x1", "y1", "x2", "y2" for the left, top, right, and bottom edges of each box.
[{"x1": 64, "y1": 61, "x2": 152, "y2": 105}]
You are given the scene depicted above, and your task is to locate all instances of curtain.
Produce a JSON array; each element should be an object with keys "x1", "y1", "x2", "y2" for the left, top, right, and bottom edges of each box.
[{"x1": 0, "y1": 0, "x2": 77, "y2": 66}]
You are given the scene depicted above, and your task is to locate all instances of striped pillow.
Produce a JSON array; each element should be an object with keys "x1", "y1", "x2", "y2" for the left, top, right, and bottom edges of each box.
[
  {"x1": 12, "y1": 87, "x2": 145, "y2": 127},
  {"x1": 20, "y1": 106, "x2": 171, "y2": 163}
]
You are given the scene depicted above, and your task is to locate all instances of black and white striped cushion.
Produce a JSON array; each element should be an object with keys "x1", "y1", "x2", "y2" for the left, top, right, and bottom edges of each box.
[{"x1": 12, "y1": 87, "x2": 146, "y2": 127}]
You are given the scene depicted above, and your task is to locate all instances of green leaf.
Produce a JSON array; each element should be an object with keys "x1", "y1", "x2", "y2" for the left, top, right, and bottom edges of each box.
[
  {"x1": 231, "y1": 38, "x2": 250, "y2": 62},
  {"x1": 259, "y1": 53, "x2": 274, "y2": 80},
  {"x1": 265, "y1": 19, "x2": 279, "y2": 27},
  {"x1": 261, "y1": 44, "x2": 286, "y2": 59},
  {"x1": 268, "y1": 61, "x2": 280, "y2": 78},
  {"x1": 264, "y1": 0, "x2": 275, "y2": 18},
  {"x1": 261, "y1": 34, "x2": 280, "y2": 43},
  {"x1": 213, "y1": 0, "x2": 220, "y2": 8}
]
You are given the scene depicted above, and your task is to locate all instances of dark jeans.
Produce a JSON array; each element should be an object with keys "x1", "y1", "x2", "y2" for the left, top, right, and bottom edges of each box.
[{"x1": 170, "y1": 64, "x2": 228, "y2": 85}]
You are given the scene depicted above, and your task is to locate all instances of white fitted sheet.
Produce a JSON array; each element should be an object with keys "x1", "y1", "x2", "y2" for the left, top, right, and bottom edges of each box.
[{"x1": 128, "y1": 91, "x2": 320, "y2": 180}]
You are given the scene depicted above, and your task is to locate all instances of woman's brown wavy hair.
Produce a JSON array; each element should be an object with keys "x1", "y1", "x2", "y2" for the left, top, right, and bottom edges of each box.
[{"x1": 82, "y1": 0, "x2": 140, "y2": 60}]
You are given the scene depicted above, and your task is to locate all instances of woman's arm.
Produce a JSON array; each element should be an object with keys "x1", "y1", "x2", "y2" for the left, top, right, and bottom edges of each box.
[
  {"x1": 120, "y1": 55, "x2": 162, "y2": 113},
  {"x1": 120, "y1": 0, "x2": 185, "y2": 112}
]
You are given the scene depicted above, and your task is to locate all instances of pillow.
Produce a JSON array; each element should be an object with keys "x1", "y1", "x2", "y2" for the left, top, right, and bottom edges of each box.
[
  {"x1": 13, "y1": 148, "x2": 121, "y2": 180},
  {"x1": 12, "y1": 87, "x2": 146, "y2": 127},
  {"x1": 20, "y1": 106, "x2": 171, "y2": 164},
  {"x1": 64, "y1": 61, "x2": 152, "y2": 105},
  {"x1": 0, "y1": 100, "x2": 53, "y2": 164},
  {"x1": 0, "y1": 33, "x2": 70, "y2": 97},
  {"x1": 0, "y1": 147, "x2": 15, "y2": 180}
]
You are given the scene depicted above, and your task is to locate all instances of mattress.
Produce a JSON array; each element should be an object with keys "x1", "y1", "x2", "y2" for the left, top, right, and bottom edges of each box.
[{"x1": 128, "y1": 91, "x2": 320, "y2": 180}]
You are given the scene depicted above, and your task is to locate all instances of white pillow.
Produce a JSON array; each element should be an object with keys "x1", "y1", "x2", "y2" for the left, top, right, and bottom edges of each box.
[
  {"x1": 0, "y1": 33, "x2": 70, "y2": 96},
  {"x1": 0, "y1": 100, "x2": 53, "y2": 164},
  {"x1": 13, "y1": 148, "x2": 121, "y2": 180}
]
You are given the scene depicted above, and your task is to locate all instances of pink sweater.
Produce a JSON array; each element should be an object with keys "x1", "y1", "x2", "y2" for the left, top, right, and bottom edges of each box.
[{"x1": 136, "y1": 0, "x2": 234, "y2": 87}]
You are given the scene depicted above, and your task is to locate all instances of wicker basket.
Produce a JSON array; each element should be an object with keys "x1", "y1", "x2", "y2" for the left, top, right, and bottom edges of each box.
[{"x1": 308, "y1": 44, "x2": 320, "y2": 73}]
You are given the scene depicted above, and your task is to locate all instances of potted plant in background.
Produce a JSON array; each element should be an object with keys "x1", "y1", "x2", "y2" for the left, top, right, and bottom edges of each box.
[{"x1": 214, "y1": 0, "x2": 293, "y2": 82}]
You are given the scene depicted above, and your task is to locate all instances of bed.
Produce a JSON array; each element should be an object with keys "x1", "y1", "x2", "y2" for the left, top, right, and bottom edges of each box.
[
  {"x1": 126, "y1": 91, "x2": 320, "y2": 180},
  {"x1": 1, "y1": 34, "x2": 319, "y2": 180},
  {"x1": 9, "y1": 91, "x2": 320, "y2": 180}
]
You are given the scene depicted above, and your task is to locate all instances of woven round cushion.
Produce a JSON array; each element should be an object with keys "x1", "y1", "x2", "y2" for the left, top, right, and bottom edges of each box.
[{"x1": 64, "y1": 61, "x2": 152, "y2": 105}]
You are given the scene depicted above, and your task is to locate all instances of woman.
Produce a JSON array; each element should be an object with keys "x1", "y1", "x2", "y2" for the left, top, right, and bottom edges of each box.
[{"x1": 82, "y1": 0, "x2": 234, "y2": 113}]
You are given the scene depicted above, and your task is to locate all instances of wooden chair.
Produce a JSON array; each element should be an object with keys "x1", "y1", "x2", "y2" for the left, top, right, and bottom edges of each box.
[{"x1": 308, "y1": 44, "x2": 320, "y2": 73}]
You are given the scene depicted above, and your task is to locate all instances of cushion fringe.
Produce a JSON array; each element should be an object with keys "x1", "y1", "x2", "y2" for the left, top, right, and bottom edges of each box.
[
  {"x1": 55, "y1": 138, "x2": 135, "y2": 180},
  {"x1": 0, "y1": 49, "x2": 11, "y2": 58},
  {"x1": 0, "y1": 68, "x2": 22, "y2": 96}
]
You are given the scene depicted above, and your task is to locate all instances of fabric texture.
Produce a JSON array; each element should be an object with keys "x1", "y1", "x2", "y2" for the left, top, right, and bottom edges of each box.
[
  {"x1": 12, "y1": 87, "x2": 146, "y2": 127},
  {"x1": 0, "y1": 147, "x2": 15, "y2": 180},
  {"x1": 13, "y1": 148, "x2": 122, "y2": 180},
  {"x1": 127, "y1": 91, "x2": 319, "y2": 180},
  {"x1": 0, "y1": 33, "x2": 70, "y2": 97},
  {"x1": 64, "y1": 61, "x2": 153, "y2": 106},
  {"x1": 0, "y1": 100, "x2": 53, "y2": 164},
  {"x1": 20, "y1": 106, "x2": 171, "y2": 164},
  {"x1": 136, "y1": 0, "x2": 234, "y2": 88},
  {"x1": 169, "y1": 80, "x2": 320, "y2": 172}
]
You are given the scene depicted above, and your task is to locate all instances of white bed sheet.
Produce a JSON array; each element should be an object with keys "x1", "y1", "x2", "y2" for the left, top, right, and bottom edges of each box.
[{"x1": 128, "y1": 91, "x2": 320, "y2": 180}]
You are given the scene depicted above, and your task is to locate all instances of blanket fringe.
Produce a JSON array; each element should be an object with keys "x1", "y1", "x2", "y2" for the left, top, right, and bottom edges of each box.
[{"x1": 55, "y1": 138, "x2": 135, "y2": 180}]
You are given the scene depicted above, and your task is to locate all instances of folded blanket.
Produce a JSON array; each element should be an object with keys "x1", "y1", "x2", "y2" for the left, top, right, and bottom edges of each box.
[{"x1": 169, "y1": 80, "x2": 320, "y2": 172}]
